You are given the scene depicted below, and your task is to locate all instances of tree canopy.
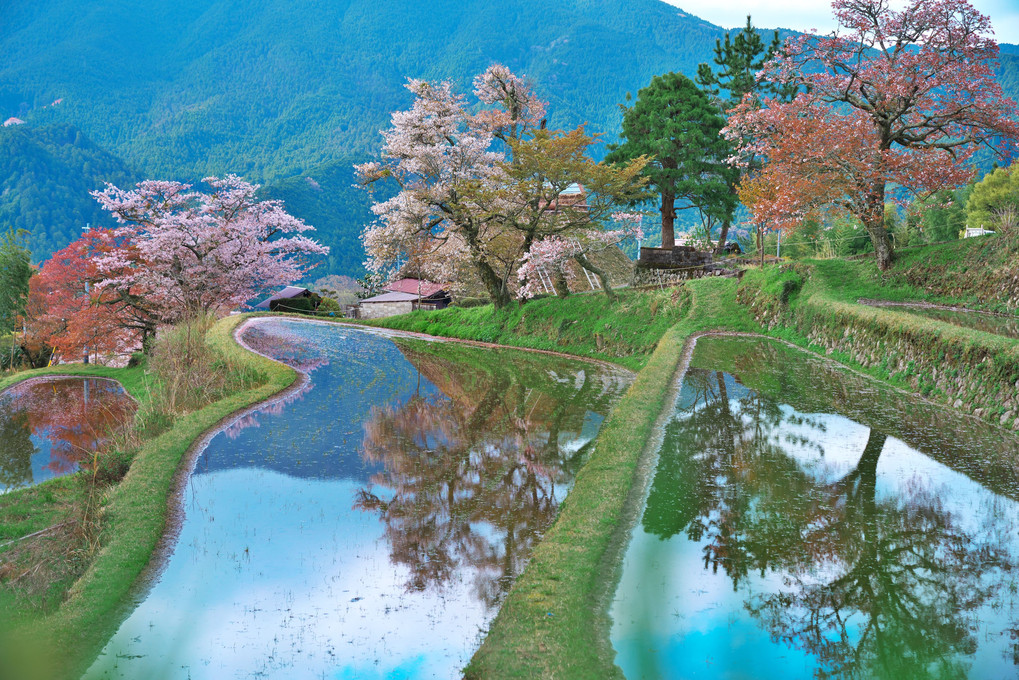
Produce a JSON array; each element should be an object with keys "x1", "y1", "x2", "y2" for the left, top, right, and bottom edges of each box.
[
  {"x1": 727, "y1": 0, "x2": 1019, "y2": 270},
  {"x1": 967, "y1": 163, "x2": 1019, "y2": 233},
  {"x1": 606, "y1": 72, "x2": 734, "y2": 250},
  {"x1": 0, "y1": 228, "x2": 32, "y2": 336}
]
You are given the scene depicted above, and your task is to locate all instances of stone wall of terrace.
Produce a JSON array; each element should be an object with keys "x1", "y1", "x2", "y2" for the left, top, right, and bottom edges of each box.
[{"x1": 737, "y1": 267, "x2": 1019, "y2": 432}]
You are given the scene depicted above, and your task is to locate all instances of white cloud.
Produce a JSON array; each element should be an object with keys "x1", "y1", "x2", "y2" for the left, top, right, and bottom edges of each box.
[{"x1": 663, "y1": 0, "x2": 1019, "y2": 44}]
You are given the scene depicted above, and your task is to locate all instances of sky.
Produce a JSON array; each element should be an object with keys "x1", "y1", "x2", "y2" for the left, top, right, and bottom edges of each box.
[{"x1": 665, "y1": 0, "x2": 1019, "y2": 45}]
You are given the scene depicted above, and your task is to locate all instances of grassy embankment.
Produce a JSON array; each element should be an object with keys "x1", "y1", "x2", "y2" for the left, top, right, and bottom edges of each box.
[
  {"x1": 360, "y1": 287, "x2": 691, "y2": 371},
  {"x1": 0, "y1": 315, "x2": 298, "y2": 680}
]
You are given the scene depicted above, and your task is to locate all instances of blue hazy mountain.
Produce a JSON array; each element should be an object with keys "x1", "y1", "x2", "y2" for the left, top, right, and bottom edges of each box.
[{"x1": 2, "y1": 0, "x2": 1017, "y2": 274}]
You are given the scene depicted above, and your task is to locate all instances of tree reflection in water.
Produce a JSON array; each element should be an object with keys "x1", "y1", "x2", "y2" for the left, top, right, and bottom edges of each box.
[
  {"x1": 636, "y1": 353, "x2": 1018, "y2": 679},
  {"x1": 356, "y1": 341, "x2": 630, "y2": 608},
  {"x1": 0, "y1": 377, "x2": 136, "y2": 490}
]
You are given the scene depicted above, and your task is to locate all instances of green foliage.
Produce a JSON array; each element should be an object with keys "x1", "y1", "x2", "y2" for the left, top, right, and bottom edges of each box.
[
  {"x1": 967, "y1": 162, "x2": 1019, "y2": 232},
  {"x1": 269, "y1": 296, "x2": 317, "y2": 314},
  {"x1": 0, "y1": 126, "x2": 136, "y2": 259},
  {"x1": 912, "y1": 187, "x2": 968, "y2": 243},
  {"x1": 695, "y1": 15, "x2": 792, "y2": 106},
  {"x1": 317, "y1": 297, "x2": 340, "y2": 313},
  {"x1": 605, "y1": 72, "x2": 736, "y2": 245},
  {"x1": 0, "y1": 229, "x2": 32, "y2": 335}
]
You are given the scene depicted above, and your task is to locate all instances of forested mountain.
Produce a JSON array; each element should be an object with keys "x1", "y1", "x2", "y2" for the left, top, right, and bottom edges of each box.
[
  {"x1": 0, "y1": 124, "x2": 136, "y2": 258},
  {"x1": 1, "y1": 0, "x2": 1017, "y2": 274}
]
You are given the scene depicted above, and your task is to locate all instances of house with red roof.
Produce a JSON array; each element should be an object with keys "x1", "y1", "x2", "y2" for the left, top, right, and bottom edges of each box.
[{"x1": 357, "y1": 277, "x2": 450, "y2": 319}]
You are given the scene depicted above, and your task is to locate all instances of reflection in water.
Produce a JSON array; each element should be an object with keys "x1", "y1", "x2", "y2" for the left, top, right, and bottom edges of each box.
[
  {"x1": 88, "y1": 319, "x2": 631, "y2": 679},
  {"x1": 357, "y1": 342, "x2": 620, "y2": 607},
  {"x1": 612, "y1": 337, "x2": 1019, "y2": 680},
  {"x1": 0, "y1": 377, "x2": 136, "y2": 491}
]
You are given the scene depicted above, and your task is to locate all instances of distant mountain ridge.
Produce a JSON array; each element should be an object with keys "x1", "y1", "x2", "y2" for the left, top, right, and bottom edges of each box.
[{"x1": 1, "y1": 0, "x2": 1017, "y2": 274}]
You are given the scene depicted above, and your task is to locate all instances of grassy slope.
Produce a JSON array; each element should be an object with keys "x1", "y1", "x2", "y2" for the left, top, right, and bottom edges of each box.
[
  {"x1": 0, "y1": 315, "x2": 298, "y2": 680},
  {"x1": 466, "y1": 279, "x2": 760, "y2": 679},
  {"x1": 362, "y1": 288, "x2": 691, "y2": 370}
]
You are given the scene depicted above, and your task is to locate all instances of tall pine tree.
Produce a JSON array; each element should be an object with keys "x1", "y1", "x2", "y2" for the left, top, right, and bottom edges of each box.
[
  {"x1": 606, "y1": 73, "x2": 735, "y2": 250},
  {"x1": 696, "y1": 16, "x2": 794, "y2": 253}
]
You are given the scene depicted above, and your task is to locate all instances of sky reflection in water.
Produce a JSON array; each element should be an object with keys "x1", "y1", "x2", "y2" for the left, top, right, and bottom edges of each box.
[
  {"x1": 87, "y1": 319, "x2": 631, "y2": 679},
  {"x1": 611, "y1": 336, "x2": 1019, "y2": 680},
  {"x1": 0, "y1": 377, "x2": 135, "y2": 492}
]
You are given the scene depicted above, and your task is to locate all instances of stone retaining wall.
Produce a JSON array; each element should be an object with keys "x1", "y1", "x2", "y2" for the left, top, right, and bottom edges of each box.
[{"x1": 737, "y1": 269, "x2": 1019, "y2": 431}]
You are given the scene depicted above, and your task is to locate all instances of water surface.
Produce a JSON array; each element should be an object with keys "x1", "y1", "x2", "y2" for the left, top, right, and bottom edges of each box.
[
  {"x1": 0, "y1": 377, "x2": 136, "y2": 492},
  {"x1": 611, "y1": 336, "x2": 1019, "y2": 680},
  {"x1": 88, "y1": 319, "x2": 631, "y2": 679}
]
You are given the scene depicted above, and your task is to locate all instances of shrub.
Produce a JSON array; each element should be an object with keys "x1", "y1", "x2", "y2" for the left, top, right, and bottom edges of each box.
[
  {"x1": 270, "y1": 297, "x2": 317, "y2": 314},
  {"x1": 318, "y1": 297, "x2": 341, "y2": 313},
  {"x1": 456, "y1": 297, "x2": 489, "y2": 309}
]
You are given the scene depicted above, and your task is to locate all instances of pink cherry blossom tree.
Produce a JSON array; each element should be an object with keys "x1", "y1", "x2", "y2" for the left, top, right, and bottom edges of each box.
[
  {"x1": 725, "y1": 0, "x2": 1019, "y2": 270},
  {"x1": 357, "y1": 65, "x2": 649, "y2": 307},
  {"x1": 516, "y1": 212, "x2": 643, "y2": 300},
  {"x1": 91, "y1": 175, "x2": 328, "y2": 323}
]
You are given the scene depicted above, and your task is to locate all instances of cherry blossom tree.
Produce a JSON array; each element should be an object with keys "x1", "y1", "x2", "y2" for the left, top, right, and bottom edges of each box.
[
  {"x1": 357, "y1": 65, "x2": 648, "y2": 307},
  {"x1": 516, "y1": 212, "x2": 643, "y2": 300},
  {"x1": 91, "y1": 175, "x2": 328, "y2": 320},
  {"x1": 725, "y1": 0, "x2": 1019, "y2": 270}
]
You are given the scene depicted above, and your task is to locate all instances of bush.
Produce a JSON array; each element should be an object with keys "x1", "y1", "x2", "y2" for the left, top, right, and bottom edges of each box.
[
  {"x1": 456, "y1": 297, "x2": 489, "y2": 309},
  {"x1": 270, "y1": 296, "x2": 317, "y2": 313},
  {"x1": 318, "y1": 297, "x2": 341, "y2": 313}
]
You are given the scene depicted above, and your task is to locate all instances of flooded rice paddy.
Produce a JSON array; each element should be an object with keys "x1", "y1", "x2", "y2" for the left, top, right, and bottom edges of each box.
[
  {"x1": 611, "y1": 336, "x2": 1019, "y2": 680},
  {"x1": 86, "y1": 319, "x2": 631, "y2": 679},
  {"x1": 860, "y1": 301, "x2": 1019, "y2": 340},
  {"x1": 0, "y1": 377, "x2": 136, "y2": 492}
]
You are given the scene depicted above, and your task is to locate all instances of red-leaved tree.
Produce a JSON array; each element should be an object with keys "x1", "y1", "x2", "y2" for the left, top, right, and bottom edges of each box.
[
  {"x1": 725, "y1": 0, "x2": 1019, "y2": 269},
  {"x1": 25, "y1": 229, "x2": 145, "y2": 363}
]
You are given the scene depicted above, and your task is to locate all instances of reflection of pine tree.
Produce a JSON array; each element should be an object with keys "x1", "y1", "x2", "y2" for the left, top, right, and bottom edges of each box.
[
  {"x1": 645, "y1": 361, "x2": 1014, "y2": 678},
  {"x1": 748, "y1": 427, "x2": 1006, "y2": 680},
  {"x1": 0, "y1": 405, "x2": 34, "y2": 488},
  {"x1": 356, "y1": 343, "x2": 623, "y2": 608}
]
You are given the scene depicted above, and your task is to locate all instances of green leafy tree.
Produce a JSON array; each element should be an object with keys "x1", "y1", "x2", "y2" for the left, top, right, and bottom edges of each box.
[
  {"x1": 0, "y1": 228, "x2": 32, "y2": 338},
  {"x1": 967, "y1": 162, "x2": 1019, "y2": 233},
  {"x1": 606, "y1": 72, "x2": 735, "y2": 249},
  {"x1": 696, "y1": 15, "x2": 793, "y2": 254}
]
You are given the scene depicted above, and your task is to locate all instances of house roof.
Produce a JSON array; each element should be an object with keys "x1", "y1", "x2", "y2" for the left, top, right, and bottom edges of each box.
[
  {"x1": 254, "y1": 286, "x2": 310, "y2": 309},
  {"x1": 384, "y1": 278, "x2": 447, "y2": 297},
  {"x1": 3, "y1": 117, "x2": 25, "y2": 127},
  {"x1": 360, "y1": 291, "x2": 421, "y2": 304}
]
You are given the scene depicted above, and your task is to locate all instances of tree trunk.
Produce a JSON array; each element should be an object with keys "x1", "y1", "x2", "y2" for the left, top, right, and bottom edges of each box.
[
  {"x1": 575, "y1": 254, "x2": 616, "y2": 301},
  {"x1": 552, "y1": 268, "x2": 571, "y2": 298},
  {"x1": 660, "y1": 185, "x2": 676, "y2": 250},
  {"x1": 476, "y1": 259, "x2": 512, "y2": 308},
  {"x1": 713, "y1": 218, "x2": 731, "y2": 256},
  {"x1": 864, "y1": 181, "x2": 894, "y2": 271}
]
